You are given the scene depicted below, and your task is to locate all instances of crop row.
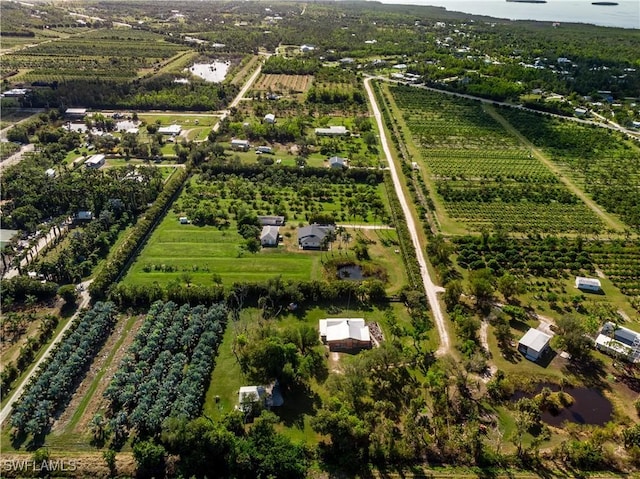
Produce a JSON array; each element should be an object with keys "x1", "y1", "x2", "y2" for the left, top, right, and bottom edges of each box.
[
  {"x1": 10, "y1": 302, "x2": 116, "y2": 438},
  {"x1": 103, "y1": 301, "x2": 227, "y2": 438}
]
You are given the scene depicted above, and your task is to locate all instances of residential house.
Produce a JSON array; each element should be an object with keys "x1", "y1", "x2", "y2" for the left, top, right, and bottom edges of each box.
[
  {"x1": 231, "y1": 139, "x2": 251, "y2": 151},
  {"x1": 85, "y1": 154, "x2": 106, "y2": 169},
  {"x1": 319, "y1": 318, "x2": 372, "y2": 352},
  {"x1": 158, "y1": 124, "x2": 182, "y2": 135},
  {"x1": 329, "y1": 156, "x2": 347, "y2": 169},
  {"x1": 595, "y1": 322, "x2": 640, "y2": 363},
  {"x1": 314, "y1": 125, "x2": 349, "y2": 136},
  {"x1": 237, "y1": 382, "x2": 283, "y2": 413},
  {"x1": 258, "y1": 215, "x2": 285, "y2": 226},
  {"x1": 518, "y1": 328, "x2": 552, "y2": 362},
  {"x1": 297, "y1": 224, "x2": 335, "y2": 249},
  {"x1": 260, "y1": 225, "x2": 279, "y2": 247},
  {"x1": 575, "y1": 276, "x2": 602, "y2": 293}
]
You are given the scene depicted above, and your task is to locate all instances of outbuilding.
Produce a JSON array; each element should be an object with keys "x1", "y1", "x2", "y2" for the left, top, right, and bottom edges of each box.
[
  {"x1": 518, "y1": 328, "x2": 552, "y2": 362},
  {"x1": 575, "y1": 276, "x2": 601, "y2": 293},
  {"x1": 158, "y1": 124, "x2": 182, "y2": 135},
  {"x1": 231, "y1": 139, "x2": 250, "y2": 151},
  {"x1": 264, "y1": 113, "x2": 276, "y2": 124},
  {"x1": 65, "y1": 108, "x2": 87, "y2": 118},
  {"x1": 314, "y1": 125, "x2": 349, "y2": 136},
  {"x1": 85, "y1": 154, "x2": 105, "y2": 169}
]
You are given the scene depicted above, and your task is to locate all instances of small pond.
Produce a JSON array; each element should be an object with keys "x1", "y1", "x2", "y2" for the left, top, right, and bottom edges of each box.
[
  {"x1": 185, "y1": 61, "x2": 230, "y2": 83},
  {"x1": 512, "y1": 383, "x2": 613, "y2": 427},
  {"x1": 337, "y1": 265, "x2": 364, "y2": 280}
]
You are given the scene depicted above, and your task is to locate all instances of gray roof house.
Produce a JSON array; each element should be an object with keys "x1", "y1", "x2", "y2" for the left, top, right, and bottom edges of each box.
[
  {"x1": 518, "y1": 328, "x2": 552, "y2": 362},
  {"x1": 329, "y1": 156, "x2": 347, "y2": 169},
  {"x1": 298, "y1": 224, "x2": 335, "y2": 249},
  {"x1": 260, "y1": 226, "x2": 279, "y2": 247}
]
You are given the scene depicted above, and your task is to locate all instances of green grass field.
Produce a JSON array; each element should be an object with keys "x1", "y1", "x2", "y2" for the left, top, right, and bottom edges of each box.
[{"x1": 124, "y1": 212, "x2": 322, "y2": 287}]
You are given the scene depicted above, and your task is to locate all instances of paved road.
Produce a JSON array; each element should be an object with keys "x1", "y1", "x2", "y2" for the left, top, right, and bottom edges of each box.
[
  {"x1": 370, "y1": 75, "x2": 640, "y2": 141},
  {"x1": 0, "y1": 280, "x2": 92, "y2": 426},
  {"x1": 364, "y1": 77, "x2": 450, "y2": 355}
]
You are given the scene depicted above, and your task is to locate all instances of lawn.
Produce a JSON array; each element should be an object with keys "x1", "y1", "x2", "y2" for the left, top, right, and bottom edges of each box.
[{"x1": 123, "y1": 212, "x2": 322, "y2": 287}]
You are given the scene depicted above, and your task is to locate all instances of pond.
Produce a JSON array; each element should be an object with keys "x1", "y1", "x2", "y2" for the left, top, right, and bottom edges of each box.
[
  {"x1": 512, "y1": 383, "x2": 613, "y2": 427},
  {"x1": 337, "y1": 265, "x2": 364, "y2": 280},
  {"x1": 185, "y1": 61, "x2": 230, "y2": 83}
]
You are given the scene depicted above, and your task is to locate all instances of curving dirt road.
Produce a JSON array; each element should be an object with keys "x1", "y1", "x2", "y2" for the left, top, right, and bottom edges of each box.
[{"x1": 364, "y1": 77, "x2": 450, "y2": 355}]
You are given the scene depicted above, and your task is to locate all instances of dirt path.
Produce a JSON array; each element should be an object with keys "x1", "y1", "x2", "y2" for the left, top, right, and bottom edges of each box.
[
  {"x1": 52, "y1": 314, "x2": 143, "y2": 435},
  {"x1": 0, "y1": 281, "x2": 92, "y2": 426},
  {"x1": 484, "y1": 105, "x2": 625, "y2": 232},
  {"x1": 364, "y1": 77, "x2": 450, "y2": 356},
  {"x1": 478, "y1": 320, "x2": 498, "y2": 381}
]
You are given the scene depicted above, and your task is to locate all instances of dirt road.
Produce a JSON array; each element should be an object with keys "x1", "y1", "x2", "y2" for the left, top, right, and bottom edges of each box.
[{"x1": 364, "y1": 77, "x2": 450, "y2": 355}]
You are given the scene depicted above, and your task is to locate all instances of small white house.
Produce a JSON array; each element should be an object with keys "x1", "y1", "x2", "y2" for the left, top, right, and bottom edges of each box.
[
  {"x1": 264, "y1": 113, "x2": 276, "y2": 124},
  {"x1": 329, "y1": 156, "x2": 347, "y2": 169},
  {"x1": 231, "y1": 139, "x2": 250, "y2": 151},
  {"x1": 158, "y1": 124, "x2": 182, "y2": 135},
  {"x1": 319, "y1": 318, "x2": 372, "y2": 351},
  {"x1": 575, "y1": 276, "x2": 602, "y2": 293},
  {"x1": 518, "y1": 328, "x2": 552, "y2": 362},
  {"x1": 85, "y1": 154, "x2": 106, "y2": 169},
  {"x1": 260, "y1": 225, "x2": 279, "y2": 247}
]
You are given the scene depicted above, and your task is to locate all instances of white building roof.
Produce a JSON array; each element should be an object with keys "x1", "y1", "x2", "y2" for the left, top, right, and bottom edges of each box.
[
  {"x1": 596, "y1": 334, "x2": 632, "y2": 356},
  {"x1": 518, "y1": 328, "x2": 551, "y2": 353},
  {"x1": 264, "y1": 113, "x2": 275, "y2": 122},
  {"x1": 45, "y1": 168, "x2": 56, "y2": 178},
  {"x1": 85, "y1": 154, "x2": 105, "y2": 166},
  {"x1": 260, "y1": 225, "x2": 279, "y2": 242},
  {"x1": 575, "y1": 276, "x2": 601, "y2": 288},
  {"x1": 315, "y1": 125, "x2": 349, "y2": 135},
  {"x1": 319, "y1": 318, "x2": 370, "y2": 342},
  {"x1": 158, "y1": 124, "x2": 182, "y2": 135},
  {"x1": 231, "y1": 138, "x2": 250, "y2": 145},
  {"x1": 65, "y1": 108, "x2": 87, "y2": 115}
]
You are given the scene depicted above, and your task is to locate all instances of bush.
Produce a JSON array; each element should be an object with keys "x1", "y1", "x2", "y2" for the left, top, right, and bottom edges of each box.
[{"x1": 58, "y1": 284, "x2": 78, "y2": 305}]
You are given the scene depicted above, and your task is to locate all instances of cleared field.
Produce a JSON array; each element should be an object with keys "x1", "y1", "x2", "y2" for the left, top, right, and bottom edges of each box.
[
  {"x1": 388, "y1": 85, "x2": 604, "y2": 235},
  {"x1": 124, "y1": 214, "x2": 320, "y2": 287},
  {"x1": 253, "y1": 74, "x2": 313, "y2": 93}
]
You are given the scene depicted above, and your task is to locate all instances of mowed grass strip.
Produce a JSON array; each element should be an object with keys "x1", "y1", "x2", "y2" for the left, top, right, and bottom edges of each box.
[{"x1": 125, "y1": 213, "x2": 320, "y2": 286}]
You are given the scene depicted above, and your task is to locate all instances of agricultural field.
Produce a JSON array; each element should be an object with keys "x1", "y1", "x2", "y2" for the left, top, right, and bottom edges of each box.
[
  {"x1": 387, "y1": 85, "x2": 605, "y2": 235},
  {"x1": 124, "y1": 168, "x2": 398, "y2": 288},
  {"x1": 498, "y1": 108, "x2": 640, "y2": 233},
  {"x1": 253, "y1": 74, "x2": 313, "y2": 94},
  {"x1": 1, "y1": 29, "x2": 186, "y2": 82}
]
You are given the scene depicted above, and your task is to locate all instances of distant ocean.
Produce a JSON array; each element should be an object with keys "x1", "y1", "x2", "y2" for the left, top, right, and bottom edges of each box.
[{"x1": 376, "y1": 0, "x2": 640, "y2": 29}]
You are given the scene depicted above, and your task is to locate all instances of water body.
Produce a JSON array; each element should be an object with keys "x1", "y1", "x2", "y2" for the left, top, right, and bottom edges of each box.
[
  {"x1": 512, "y1": 383, "x2": 613, "y2": 426},
  {"x1": 338, "y1": 264, "x2": 365, "y2": 280},
  {"x1": 377, "y1": 0, "x2": 640, "y2": 29},
  {"x1": 185, "y1": 61, "x2": 230, "y2": 83}
]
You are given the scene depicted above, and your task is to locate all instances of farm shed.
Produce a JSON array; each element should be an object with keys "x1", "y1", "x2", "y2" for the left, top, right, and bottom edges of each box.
[
  {"x1": 45, "y1": 168, "x2": 56, "y2": 178},
  {"x1": 300, "y1": 44, "x2": 315, "y2": 53},
  {"x1": 65, "y1": 108, "x2": 87, "y2": 118},
  {"x1": 518, "y1": 328, "x2": 552, "y2": 362},
  {"x1": 319, "y1": 318, "x2": 371, "y2": 352},
  {"x1": 315, "y1": 125, "x2": 349, "y2": 136},
  {"x1": 75, "y1": 211, "x2": 93, "y2": 222},
  {"x1": 264, "y1": 113, "x2": 276, "y2": 124},
  {"x1": 85, "y1": 154, "x2": 105, "y2": 169},
  {"x1": 575, "y1": 276, "x2": 601, "y2": 292},
  {"x1": 260, "y1": 226, "x2": 279, "y2": 247},
  {"x1": 258, "y1": 216, "x2": 285, "y2": 226},
  {"x1": 231, "y1": 139, "x2": 250, "y2": 151},
  {"x1": 595, "y1": 322, "x2": 640, "y2": 363},
  {"x1": 237, "y1": 382, "x2": 283, "y2": 412},
  {"x1": 256, "y1": 146, "x2": 273, "y2": 154}
]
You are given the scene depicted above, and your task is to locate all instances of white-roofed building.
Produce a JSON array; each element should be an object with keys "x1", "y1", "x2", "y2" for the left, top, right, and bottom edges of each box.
[
  {"x1": 237, "y1": 382, "x2": 283, "y2": 413},
  {"x1": 260, "y1": 225, "x2": 279, "y2": 247},
  {"x1": 85, "y1": 154, "x2": 105, "y2": 169},
  {"x1": 231, "y1": 139, "x2": 250, "y2": 151},
  {"x1": 575, "y1": 276, "x2": 601, "y2": 293},
  {"x1": 65, "y1": 108, "x2": 87, "y2": 118},
  {"x1": 319, "y1": 318, "x2": 371, "y2": 351},
  {"x1": 518, "y1": 328, "x2": 552, "y2": 362},
  {"x1": 264, "y1": 113, "x2": 276, "y2": 124},
  {"x1": 158, "y1": 124, "x2": 182, "y2": 135},
  {"x1": 45, "y1": 168, "x2": 56, "y2": 178},
  {"x1": 314, "y1": 125, "x2": 349, "y2": 136},
  {"x1": 595, "y1": 322, "x2": 640, "y2": 363}
]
